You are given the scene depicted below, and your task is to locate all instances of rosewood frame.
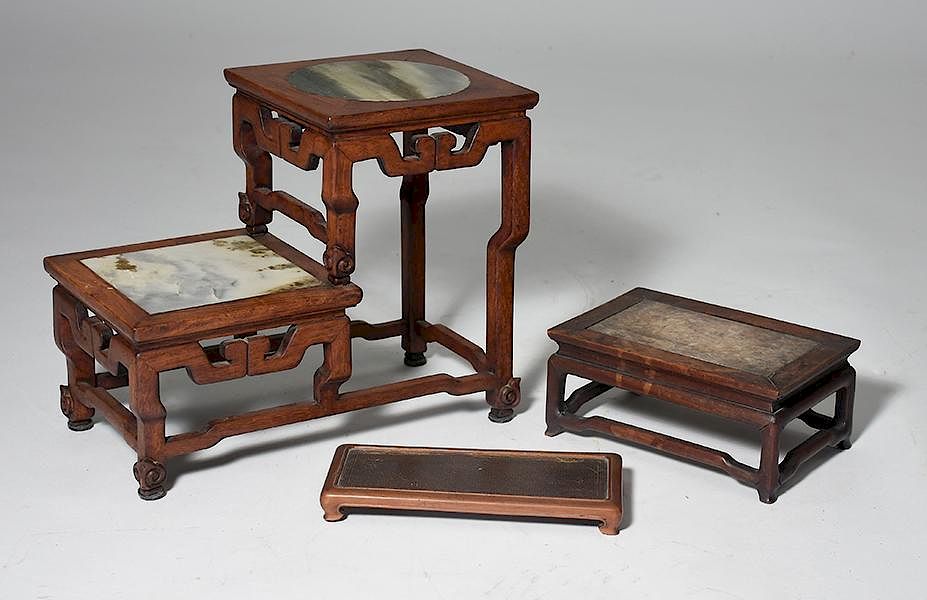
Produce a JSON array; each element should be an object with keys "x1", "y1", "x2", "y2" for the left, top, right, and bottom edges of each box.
[
  {"x1": 47, "y1": 230, "x2": 362, "y2": 499},
  {"x1": 320, "y1": 445, "x2": 623, "y2": 535},
  {"x1": 229, "y1": 69, "x2": 534, "y2": 421},
  {"x1": 545, "y1": 288, "x2": 860, "y2": 503},
  {"x1": 47, "y1": 52, "x2": 537, "y2": 499}
]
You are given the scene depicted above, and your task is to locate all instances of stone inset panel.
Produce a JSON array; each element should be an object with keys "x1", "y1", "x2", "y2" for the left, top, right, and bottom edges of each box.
[
  {"x1": 286, "y1": 60, "x2": 471, "y2": 101},
  {"x1": 81, "y1": 235, "x2": 322, "y2": 314},
  {"x1": 589, "y1": 300, "x2": 819, "y2": 376}
]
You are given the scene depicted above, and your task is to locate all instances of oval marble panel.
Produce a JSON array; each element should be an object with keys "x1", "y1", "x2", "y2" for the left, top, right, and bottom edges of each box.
[{"x1": 286, "y1": 60, "x2": 471, "y2": 102}]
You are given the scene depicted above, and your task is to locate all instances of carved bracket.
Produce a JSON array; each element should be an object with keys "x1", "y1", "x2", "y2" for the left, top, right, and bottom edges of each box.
[
  {"x1": 53, "y1": 286, "x2": 130, "y2": 378},
  {"x1": 248, "y1": 324, "x2": 320, "y2": 376},
  {"x1": 234, "y1": 94, "x2": 330, "y2": 172},
  {"x1": 270, "y1": 112, "x2": 329, "y2": 171},
  {"x1": 337, "y1": 118, "x2": 521, "y2": 177},
  {"x1": 339, "y1": 133, "x2": 435, "y2": 176},
  {"x1": 164, "y1": 321, "x2": 341, "y2": 385},
  {"x1": 176, "y1": 339, "x2": 248, "y2": 385},
  {"x1": 235, "y1": 91, "x2": 527, "y2": 180}
]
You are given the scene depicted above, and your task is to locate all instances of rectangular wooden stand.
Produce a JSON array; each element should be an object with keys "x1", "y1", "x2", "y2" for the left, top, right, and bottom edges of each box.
[
  {"x1": 546, "y1": 288, "x2": 860, "y2": 503},
  {"x1": 320, "y1": 445, "x2": 623, "y2": 534}
]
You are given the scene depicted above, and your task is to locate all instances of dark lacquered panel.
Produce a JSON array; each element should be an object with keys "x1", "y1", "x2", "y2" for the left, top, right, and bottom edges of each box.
[{"x1": 336, "y1": 448, "x2": 610, "y2": 500}]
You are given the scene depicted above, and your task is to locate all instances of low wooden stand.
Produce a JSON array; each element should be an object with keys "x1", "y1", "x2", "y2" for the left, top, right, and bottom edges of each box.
[
  {"x1": 320, "y1": 445, "x2": 623, "y2": 534},
  {"x1": 47, "y1": 230, "x2": 362, "y2": 500},
  {"x1": 546, "y1": 288, "x2": 860, "y2": 503}
]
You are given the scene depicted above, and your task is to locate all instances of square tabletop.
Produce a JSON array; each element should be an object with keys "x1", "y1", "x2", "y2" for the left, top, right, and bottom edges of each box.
[
  {"x1": 44, "y1": 229, "x2": 362, "y2": 344},
  {"x1": 548, "y1": 288, "x2": 860, "y2": 402},
  {"x1": 224, "y1": 49, "x2": 539, "y2": 132}
]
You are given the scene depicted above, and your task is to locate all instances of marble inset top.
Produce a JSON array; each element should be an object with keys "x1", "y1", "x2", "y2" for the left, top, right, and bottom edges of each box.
[
  {"x1": 589, "y1": 300, "x2": 819, "y2": 376},
  {"x1": 81, "y1": 235, "x2": 323, "y2": 314},
  {"x1": 286, "y1": 60, "x2": 471, "y2": 101}
]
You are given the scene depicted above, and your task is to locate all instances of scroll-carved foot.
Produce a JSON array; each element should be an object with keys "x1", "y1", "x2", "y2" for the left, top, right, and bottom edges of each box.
[
  {"x1": 60, "y1": 385, "x2": 94, "y2": 431},
  {"x1": 323, "y1": 244, "x2": 355, "y2": 285},
  {"x1": 403, "y1": 352, "x2": 427, "y2": 367},
  {"x1": 487, "y1": 378, "x2": 520, "y2": 423},
  {"x1": 133, "y1": 458, "x2": 167, "y2": 501}
]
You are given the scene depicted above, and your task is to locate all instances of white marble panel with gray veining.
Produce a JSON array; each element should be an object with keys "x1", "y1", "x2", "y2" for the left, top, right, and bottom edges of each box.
[{"x1": 81, "y1": 235, "x2": 322, "y2": 314}]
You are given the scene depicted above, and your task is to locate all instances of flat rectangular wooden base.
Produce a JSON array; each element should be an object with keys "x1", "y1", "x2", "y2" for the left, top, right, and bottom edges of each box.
[{"x1": 320, "y1": 445, "x2": 623, "y2": 534}]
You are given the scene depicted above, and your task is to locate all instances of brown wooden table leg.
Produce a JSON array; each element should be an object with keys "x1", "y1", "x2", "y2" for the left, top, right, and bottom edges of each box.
[
  {"x1": 545, "y1": 354, "x2": 568, "y2": 435},
  {"x1": 758, "y1": 422, "x2": 782, "y2": 503},
  {"x1": 53, "y1": 287, "x2": 96, "y2": 431},
  {"x1": 321, "y1": 147, "x2": 358, "y2": 285},
  {"x1": 400, "y1": 130, "x2": 429, "y2": 367},
  {"x1": 129, "y1": 359, "x2": 167, "y2": 501},
  {"x1": 313, "y1": 316, "x2": 353, "y2": 406},
  {"x1": 485, "y1": 118, "x2": 531, "y2": 422},
  {"x1": 232, "y1": 95, "x2": 273, "y2": 235},
  {"x1": 834, "y1": 366, "x2": 856, "y2": 449}
]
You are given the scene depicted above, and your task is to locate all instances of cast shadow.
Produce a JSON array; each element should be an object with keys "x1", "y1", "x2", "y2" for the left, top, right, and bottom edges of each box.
[
  {"x1": 344, "y1": 176, "x2": 665, "y2": 414},
  {"x1": 621, "y1": 467, "x2": 634, "y2": 529},
  {"x1": 333, "y1": 507, "x2": 624, "y2": 537},
  {"x1": 774, "y1": 375, "x2": 899, "y2": 496},
  {"x1": 566, "y1": 374, "x2": 897, "y2": 499},
  {"x1": 154, "y1": 174, "x2": 661, "y2": 486},
  {"x1": 154, "y1": 341, "x2": 496, "y2": 488},
  {"x1": 509, "y1": 185, "x2": 665, "y2": 413},
  {"x1": 327, "y1": 466, "x2": 633, "y2": 533},
  {"x1": 164, "y1": 399, "x2": 486, "y2": 489},
  {"x1": 272, "y1": 164, "x2": 665, "y2": 417}
]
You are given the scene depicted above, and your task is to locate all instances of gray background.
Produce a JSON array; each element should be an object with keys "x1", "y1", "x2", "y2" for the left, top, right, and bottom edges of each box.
[{"x1": 2, "y1": 1, "x2": 925, "y2": 597}]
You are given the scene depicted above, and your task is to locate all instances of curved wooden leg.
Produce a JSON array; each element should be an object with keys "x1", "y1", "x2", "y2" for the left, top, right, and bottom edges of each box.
[
  {"x1": 53, "y1": 287, "x2": 96, "y2": 431},
  {"x1": 485, "y1": 119, "x2": 531, "y2": 422},
  {"x1": 130, "y1": 361, "x2": 167, "y2": 500},
  {"x1": 758, "y1": 422, "x2": 781, "y2": 504}
]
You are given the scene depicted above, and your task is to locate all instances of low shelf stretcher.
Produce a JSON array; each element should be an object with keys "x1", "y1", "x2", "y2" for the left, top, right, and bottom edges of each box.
[
  {"x1": 45, "y1": 50, "x2": 538, "y2": 499},
  {"x1": 545, "y1": 288, "x2": 860, "y2": 503}
]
